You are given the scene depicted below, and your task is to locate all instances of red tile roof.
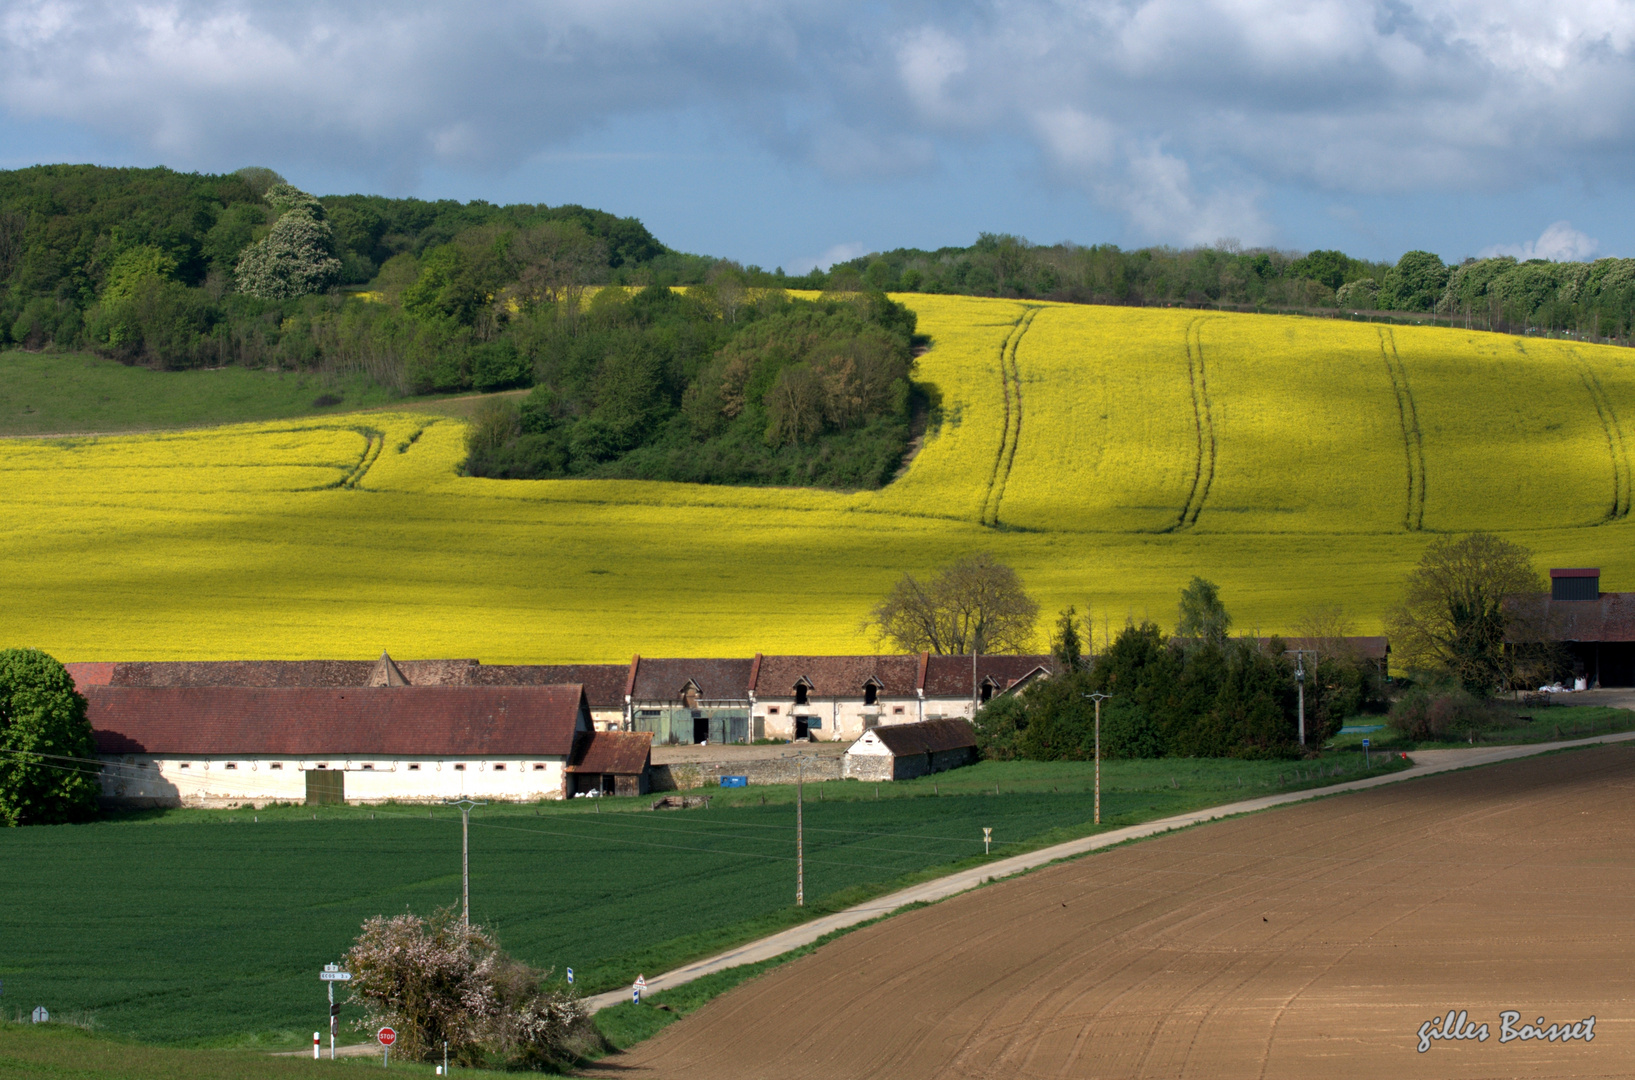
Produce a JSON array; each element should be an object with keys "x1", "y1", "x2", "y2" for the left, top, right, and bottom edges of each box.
[
  {"x1": 88, "y1": 685, "x2": 588, "y2": 757},
  {"x1": 630, "y1": 658, "x2": 756, "y2": 702},
  {"x1": 91, "y1": 659, "x2": 482, "y2": 688},
  {"x1": 567, "y1": 731, "x2": 653, "y2": 775},
  {"x1": 752, "y1": 655, "x2": 924, "y2": 697},
  {"x1": 867, "y1": 718, "x2": 979, "y2": 756},
  {"x1": 474, "y1": 665, "x2": 627, "y2": 709},
  {"x1": 64, "y1": 662, "x2": 115, "y2": 688},
  {"x1": 921, "y1": 655, "x2": 1056, "y2": 697}
]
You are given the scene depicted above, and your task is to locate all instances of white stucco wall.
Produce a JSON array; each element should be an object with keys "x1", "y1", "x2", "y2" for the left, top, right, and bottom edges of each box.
[{"x1": 97, "y1": 754, "x2": 570, "y2": 807}]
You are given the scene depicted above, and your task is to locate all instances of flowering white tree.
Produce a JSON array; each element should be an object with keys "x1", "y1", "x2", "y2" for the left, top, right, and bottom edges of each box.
[
  {"x1": 234, "y1": 183, "x2": 341, "y2": 300},
  {"x1": 344, "y1": 907, "x2": 593, "y2": 1069}
]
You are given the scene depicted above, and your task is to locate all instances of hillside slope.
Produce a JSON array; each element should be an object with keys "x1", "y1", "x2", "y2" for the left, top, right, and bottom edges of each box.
[{"x1": 3, "y1": 297, "x2": 1631, "y2": 662}]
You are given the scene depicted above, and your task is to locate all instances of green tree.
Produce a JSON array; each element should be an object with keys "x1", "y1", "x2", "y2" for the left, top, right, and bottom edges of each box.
[
  {"x1": 868, "y1": 553, "x2": 1040, "y2": 655},
  {"x1": 1050, "y1": 605, "x2": 1083, "y2": 671},
  {"x1": 1386, "y1": 532, "x2": 1544, "y2": 693},
  {"x1": 0, "y1": 649, "x2": 99, "y2": 826},
  {"x1": 1177, "y1": 576, "x2": 1232, "y2": 646},
  {"x1": 1379, "y1": 250, "x2": 1450, "y2": 312},
  {"x1": 234, "y1": 198, "x2": 341, "y2": 299}
]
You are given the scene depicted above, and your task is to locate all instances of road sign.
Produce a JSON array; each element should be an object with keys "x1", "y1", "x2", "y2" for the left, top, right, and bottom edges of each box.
[
  {"x1": 378, "y1": 1027, "x2": 397, "y2": 1047},
  {"x1": 320, "y1": 971, "x2": 351, "y2": 981},
  {"x1": 31, "y1": 1006, "x2": 48, "y2": 1024},
  {"x1": 719, "y1": 775, "x2": 748, "y2": 788},
  {"x1": 633, "y1": 974, "x2": 646, "y2": 1004},
  {"x1": 566, "y1": 967, "x2": 574, "y2": 985}
]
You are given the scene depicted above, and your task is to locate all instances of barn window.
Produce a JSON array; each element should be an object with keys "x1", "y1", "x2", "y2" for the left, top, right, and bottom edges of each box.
[
  {"x1": 179, "y1": 763, "x2": 190, "y2": 770},
  {"x1": 225, "y1": 763, "x2": 238, "y2": 770},
  {"x1": 270, "y1": 762, "x2": 283, "y2": 770},
  {"x1": 768, "y1": 706, "x2": 779, "y2": 714},
  {"x1": 893, "y1": 706, "x2": 905, "y2": 715},
  {"x1": 361, "y1": 764, "x2": 374, "y2": 771},
  {"x1": 454, "y1": 764, "x2": 466, "y2": 772},
  {"x1": 493, "y1": 763, "x2": 506, "y2": 771},
  {"x1": 533, "y1": 763, "x2": 546, "y2": 771},
  {"x1": 863, "y1": 684, "x2": 878, "y2": 705},
  {"x1": 315, "y1": 763, "x2": 328, "y2": 769},
  {"x1": 980, "y1": 682, "x2": 995, "y2": 704},
  {"x1": 794, "y1": 683, "x2": 809, "y2": 705},
  {"x1": 407, "y1": 763, "x2": 421, "y2": 771}
]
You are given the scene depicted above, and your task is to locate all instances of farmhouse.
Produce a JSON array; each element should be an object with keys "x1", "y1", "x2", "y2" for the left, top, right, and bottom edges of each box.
[
  {"x1": 843, "y1": 718, "x2": 981, "y2": 781},
  {"x1": 88, "y1": 684, "x2": 591, "y2": 807}
]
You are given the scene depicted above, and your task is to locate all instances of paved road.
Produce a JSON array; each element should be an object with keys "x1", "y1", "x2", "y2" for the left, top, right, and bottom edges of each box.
[{"x1": 581, "y1": 729, "x2": 1635, "y2": 1013}]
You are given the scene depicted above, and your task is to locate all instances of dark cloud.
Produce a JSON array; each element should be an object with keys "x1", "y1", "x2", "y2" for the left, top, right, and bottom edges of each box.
[{"x1": 2, "y1": 0, "x2": 1632, "y2": 243}]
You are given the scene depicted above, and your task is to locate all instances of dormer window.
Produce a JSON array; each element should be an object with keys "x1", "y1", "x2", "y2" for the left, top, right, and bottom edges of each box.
[
  {"x1": 980, "y1": 679, "x2": 996, "y2": 704},
  {"x1": 794, "y1": 682, "x2": 809, "y2": 706},
  {"x1": 863, "y1": 683, "x2": 878, "y2": 706}
]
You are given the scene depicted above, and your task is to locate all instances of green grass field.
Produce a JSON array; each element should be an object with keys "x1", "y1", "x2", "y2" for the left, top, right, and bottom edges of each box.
[
  {"x1": 0, "y1": 756, "x2": 1400, "y2": 1049},
  {"x1": 1329, "y1": 703, "x2": 1635, "y2": 750},
  {"x1": 0, "y1": 351, "x2": 427, "y2": 436}
]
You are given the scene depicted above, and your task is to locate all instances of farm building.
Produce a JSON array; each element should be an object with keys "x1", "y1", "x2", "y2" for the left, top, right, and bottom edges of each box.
[
  {"x1": 843, "y1": 718, "x2": 981, "y2": 781},
  {"x1": 67, "y1": 653, "x2": 630, "y2": 729},
  {"x1": 87, "y1": 684, "x2": 591, "y2": 807},
  {"x1": 1530, "y1": 569, "x2": 1635, "y2": 687},
  {"x1": 566, "y1": 731, "x2": 654, "y2": 797},
  {"x1": 745, "y1": 653, "x2": 1053, "y2": 743},
  {"x1": 625, "y1": 656, "x2": 756, "y2": 744}
]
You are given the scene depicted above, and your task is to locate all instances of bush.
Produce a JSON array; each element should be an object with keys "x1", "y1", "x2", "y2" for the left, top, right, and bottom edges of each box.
[
  {"x1": 0, "y1": 649, "x2": 100, "y2": 826},
  {"x1": 345, "y1": 907, "x2": 595, "y2": 1070},
  {"x1": 1387, "y1": 686, "x2": 1487, "y2": 741}
]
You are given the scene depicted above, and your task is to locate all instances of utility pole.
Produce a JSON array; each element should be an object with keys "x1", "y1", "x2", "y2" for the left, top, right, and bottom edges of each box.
[
  {"x1": 795, "y1": 757, "x2": 807, "y2": 906},
  {"x1": 445, "y1": 799, "x2": 487, "y2": 924},
  {"x1": 1082, "y1": 693, "x2": 1110, "y2": 825},
  {"x1": 1295, "y1": 650, "x2": 1308, "y2": 747}
]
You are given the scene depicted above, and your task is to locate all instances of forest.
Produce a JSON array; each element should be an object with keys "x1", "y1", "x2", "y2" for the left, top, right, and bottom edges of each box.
[{"x1": 3, "y1": 163, "x2": 1634, "y2": 471}]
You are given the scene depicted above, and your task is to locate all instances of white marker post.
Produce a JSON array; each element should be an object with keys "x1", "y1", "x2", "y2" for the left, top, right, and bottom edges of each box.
[
  {"x1": 313, "y1": 1031, "x2": 320, "y2": 1059},
  {"x1": 633, "y1": 974, "x2": 646, "y2": 1005},
  {"x1": 320, "y1": 964, "x2": 351, "y2": 1059},
  {"x1": 566, "y1": 967, "x2": 574, "y2": 986},
  {"x1": 983, "y1": 827, "x2": 992, "y2": 855}
]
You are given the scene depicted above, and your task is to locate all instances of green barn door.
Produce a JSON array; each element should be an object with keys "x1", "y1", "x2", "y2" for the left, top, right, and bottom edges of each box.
[{"x1": 305, "y1": 769, "x2": 345, "y2": 805}]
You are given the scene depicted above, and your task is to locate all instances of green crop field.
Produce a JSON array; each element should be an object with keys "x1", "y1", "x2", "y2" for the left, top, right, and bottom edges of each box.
[
  {"x1": 0, "y1": 757, "x2": 1399, "y2": 1048},
  {"x1": 4, "y1": 297, "x2": 1634, "y2": 662}
]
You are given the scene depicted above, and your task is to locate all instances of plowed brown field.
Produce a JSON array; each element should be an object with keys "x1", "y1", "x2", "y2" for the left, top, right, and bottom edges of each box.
[{"x1": 597, "y1": 745, "x2": 1635, "y2": 1079}]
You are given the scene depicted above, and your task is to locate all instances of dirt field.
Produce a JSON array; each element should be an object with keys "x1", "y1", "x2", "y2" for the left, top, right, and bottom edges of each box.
[{"x1": 598, "y1": 745, "x2": 1635, "y2": 1079}]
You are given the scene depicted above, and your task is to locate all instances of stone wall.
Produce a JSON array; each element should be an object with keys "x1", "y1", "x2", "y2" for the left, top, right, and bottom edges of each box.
[{"x1": 650, "y1": 755, "x2": 845, "y2": 791}]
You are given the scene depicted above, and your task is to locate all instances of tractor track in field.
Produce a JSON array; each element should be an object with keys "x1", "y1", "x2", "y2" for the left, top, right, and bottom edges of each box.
[
  {"x1": 1573, "y1": 350, "x2": 1632, "y2": 521},
  {"x1": 1378, "y1": 328, "x2": 1426, "y2": 531},
  {"x1": 1173, "y1": 317, "x2": 1219, "y2": 531},
  {"x1": 981, "y1": 307, "x2": 1039, "y2": 526},
  {"x1": 337, "y1": 426, "x2": 384, "y2": 489}
]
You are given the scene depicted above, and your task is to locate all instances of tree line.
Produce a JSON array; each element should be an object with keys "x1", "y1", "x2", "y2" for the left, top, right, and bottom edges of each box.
[{"x1": 465, "y1": 285, "x2": 920, "y2": 489}]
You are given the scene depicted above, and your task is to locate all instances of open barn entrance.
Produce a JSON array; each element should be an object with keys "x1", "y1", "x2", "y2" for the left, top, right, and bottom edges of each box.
[
  {"x1": 794, "y1": 716, "x2": 810, "y2": 739},
  {"x1": 693, "y1": 716, "x2": 710, "y2": 743}
]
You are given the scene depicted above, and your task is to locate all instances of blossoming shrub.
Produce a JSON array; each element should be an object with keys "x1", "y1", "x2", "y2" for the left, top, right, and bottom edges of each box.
[{"x1": 344, "y1": 907, "x2": 594, "y2": 1070}]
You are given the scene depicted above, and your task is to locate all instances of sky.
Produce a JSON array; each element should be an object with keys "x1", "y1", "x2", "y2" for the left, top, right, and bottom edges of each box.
[{"x1": 2, "y1": 0, "x2": 1633, "y2": 271}]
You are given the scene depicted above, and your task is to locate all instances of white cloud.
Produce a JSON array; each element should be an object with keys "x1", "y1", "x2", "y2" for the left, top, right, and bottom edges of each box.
[
  {"x1": 1478, "y1": 221, "x2": 1601, "y2": 261},
  {"x1": 2, "y1": 1, "x2": 1635, "y2": 244},
  {"x1": 787, "y1": 241, "x2": 867, "y2": 274}
]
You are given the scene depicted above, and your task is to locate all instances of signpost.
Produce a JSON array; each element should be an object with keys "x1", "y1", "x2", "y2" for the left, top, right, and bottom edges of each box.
[
  {"x1": 566, "y1": 967, "x2": 574, "y2": 986},
  {"x1": 633, "y1": 975, "x2": 646, "y2": 1005},
  {"x1": 983, "y1": 827, "x2": 992, "y2": 855},
  {"x1": 1363, "y1": 737, "x2": 1371, "y2": 769},
  {"x1": 378, "y1": 1026, "x2": 396, "y2": 1066},
  {"x1": 320, "y1": 963, "x2": 351, "y2": 1059}
]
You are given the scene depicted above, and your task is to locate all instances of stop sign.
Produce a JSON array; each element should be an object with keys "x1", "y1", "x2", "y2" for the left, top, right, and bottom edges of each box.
[{"x1": 378, "y1": 1027, "x2": 397, "y2": 1047}]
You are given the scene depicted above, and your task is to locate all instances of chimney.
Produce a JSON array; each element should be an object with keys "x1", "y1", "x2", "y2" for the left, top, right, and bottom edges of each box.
[{"x1": 1550, "y1": 568, "x2": 1600, "y2": 602}]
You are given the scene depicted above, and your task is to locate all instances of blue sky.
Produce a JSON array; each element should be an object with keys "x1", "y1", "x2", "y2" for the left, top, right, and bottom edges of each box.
[{"x1": 2, "y1": 0, "x2": 1632, "y2": 270}]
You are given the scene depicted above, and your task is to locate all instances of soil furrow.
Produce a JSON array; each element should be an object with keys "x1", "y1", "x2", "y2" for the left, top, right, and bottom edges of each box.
[{"x1": 1378, "y1": 328, "x2": 1425, "y2": 531}]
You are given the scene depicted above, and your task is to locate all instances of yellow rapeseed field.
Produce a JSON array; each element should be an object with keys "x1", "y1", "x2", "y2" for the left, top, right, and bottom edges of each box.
[{"x1": 5, "y1": 297, "x2": 1635, "y2": 663}]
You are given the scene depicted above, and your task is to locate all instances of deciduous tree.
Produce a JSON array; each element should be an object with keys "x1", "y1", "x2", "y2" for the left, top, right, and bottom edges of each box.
[
  {"x1": 0, "y1": 649, "x2": 99, "y2": 826},
  {"x1": 1386, "y1": 532, "x2": 1544, "y2": 693},
  {"x1": 868, "y1": 553, "x2": 1039, "y2": 655}
]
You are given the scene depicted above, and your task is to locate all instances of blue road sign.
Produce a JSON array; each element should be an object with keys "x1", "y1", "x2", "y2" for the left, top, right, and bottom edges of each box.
[{"x1": 720, "y1": 775, "x2": 748, "y2": 788}]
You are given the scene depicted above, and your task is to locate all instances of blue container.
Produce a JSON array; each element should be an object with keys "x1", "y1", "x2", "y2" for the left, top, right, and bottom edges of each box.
[{"x1": 720, "y1": 775, "x2": 749, "y2": 788}]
